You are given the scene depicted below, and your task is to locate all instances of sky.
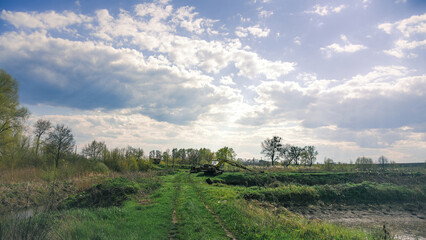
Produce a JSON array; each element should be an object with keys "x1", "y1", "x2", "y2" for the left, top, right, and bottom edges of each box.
[{"x1": 0, "y1": 0, "x2": 425, "y2": 163}]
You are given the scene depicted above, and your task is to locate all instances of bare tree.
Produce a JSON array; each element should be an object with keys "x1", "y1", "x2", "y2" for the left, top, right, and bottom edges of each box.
[
  {"x1": 126, "y1": 146, "x2": 144, "y2": 160},
  {"x1": 33, "y1": 119, "x2": 52, "y2": 156},
  {"x1": 378, "y1": 155, "x2": 388, "y2": 171},
  {"x1": 301, "y1": 146, "x2": 318, "y2": 166},
  {"x1": 82, "y1": 140, "x2": 107, "y2": 162},
  {"x1": 261, "y1": 136, "x2": 283, "y2": 166},
  {"x1": 47, "y1": 124, "x2": 75, "y2": 168},
  {"x1": 284, "y1": 145, "x2": 303, "y2": 166}
]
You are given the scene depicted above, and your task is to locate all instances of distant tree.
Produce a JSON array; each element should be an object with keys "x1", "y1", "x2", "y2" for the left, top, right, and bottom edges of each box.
[
  {"x1": 33, "y1": 119, "x2": 52, "y2": 157},
  {"x1": 187, "y1": 148, "x2": 199, "y2": 167},
  {"x1": 82, "y1": 140, "x2": 107, "y2": 162},
  {"x1": 199, "y1": 148, "x2": 214, "y2": 165},
  {"x1": 355, "y1": 156, "x2": 373, "y2": 171},
  {"x1": 155, "y1": 150, "x2": 162, "y2": 159},
  {"x1": 126, "y1": 147, "x2": 144, "y2": 161},
  {"x1": 0, "y1": 69, "x2": 29, "y2": 154},
  {"x1": 46, "y1": 124, "x2": 75, "y2": 168},
  {"x1": 178, "y1": 148, "x2": 186, "y2": 166},
  {"x1": 149, "y1": 150, "x2": 155, "y2": 160},
  {"x1": 377, "y1": 155, "x2": 388, "y2": 171},
  {"x1": 287, "y1": 145, "x2": 304, "y2": 165},
  {"x1": 261, "y1": 136, "x2": 283, "y2": 166},
  {"x1": 301, "y1": 146, "x2": 318, "y2": 166},
  {"x1": 324, "y1": 157, "x2": 334, "y2": 171},
  {"x1": 163, "y1": 149, "x2": 170, "y2": 167},
  {"x1": 172, "y1": 148, "x2": 178, "y2": 167},
  {"x1": 216, "y1": 147, "x2": 236, "y2": 163}
]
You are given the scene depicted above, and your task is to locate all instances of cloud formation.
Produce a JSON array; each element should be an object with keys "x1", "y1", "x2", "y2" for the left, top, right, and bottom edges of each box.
[
  {"x1": 305, "y1": 4, "x2": 346, "y2": 16},
  {"x1": 321, "y1": 35, "x2": 367, "y2": 57},
  {"x1": 0, "y1": 3, "x2": 294, "y2": 124},
  {"x1": 379, "y1": 13, "x2": 426, "y2": 58}
]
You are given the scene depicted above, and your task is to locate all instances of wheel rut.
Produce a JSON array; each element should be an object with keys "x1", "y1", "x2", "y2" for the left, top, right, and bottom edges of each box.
[
  {"x1": 186, "y1": 174, "x2": 237, "y2": 240},
  {"x1": 169, "y1": 176, "x2": 181, "y2": 240}
]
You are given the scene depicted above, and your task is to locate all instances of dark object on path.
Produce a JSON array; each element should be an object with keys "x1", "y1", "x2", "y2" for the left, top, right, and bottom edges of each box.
[
  {"x1": 206, "y1": 178, "x2": 213, "y2": 185},
  {"x1": 383, "y1": 224, "x2": 390, "y2": 239}
]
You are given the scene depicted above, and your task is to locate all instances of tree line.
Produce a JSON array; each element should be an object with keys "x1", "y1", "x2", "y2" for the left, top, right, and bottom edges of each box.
[{"x1": 261, "y1": 136, "x2": 318, "y2": 166}]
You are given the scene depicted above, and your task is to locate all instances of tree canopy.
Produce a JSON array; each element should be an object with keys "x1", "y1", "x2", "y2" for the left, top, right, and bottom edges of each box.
[
  {"x1": 0, "y1": 69, "x2": 28, "y2": 155},
  {"x1": 261, "y1": 136, "x2": 282, "y2": 166}
]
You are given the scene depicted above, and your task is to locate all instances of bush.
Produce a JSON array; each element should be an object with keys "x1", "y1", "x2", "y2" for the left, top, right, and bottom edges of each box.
[
  {"x1": 92, "y1": 162, "x2": 110, "y2": 173},
  {"x1": 62, "y1": 177, "x2": 140, "y2": 209}
]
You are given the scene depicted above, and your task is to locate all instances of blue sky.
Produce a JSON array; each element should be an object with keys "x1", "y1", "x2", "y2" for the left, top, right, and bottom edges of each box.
[{"x1": 0, "y1": 0, "x2": 425, "y2": 162}]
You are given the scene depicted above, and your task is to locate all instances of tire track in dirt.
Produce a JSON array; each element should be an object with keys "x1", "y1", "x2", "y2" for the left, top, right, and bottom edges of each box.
[
  {"x1": 186, "y1": 174, "x2": 237, "y2": 240},
  {"x1": 169, "y1": 175, "x2": 181, "y2": 240}
]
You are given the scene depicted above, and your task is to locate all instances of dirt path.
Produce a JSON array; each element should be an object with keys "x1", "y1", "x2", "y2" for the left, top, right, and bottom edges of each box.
[
  {"x1": 187, "y1": 175, "x2": 237, "y2": 240},
  {"x1": 169, "y1": 173, "x2": 236, "y2": 240},
  {"x1": 169, "y1": 183, "x2": 180, "y2": 240},
  {"x1": 202, "y1": 202, "x2": 237, "y2": 240}
]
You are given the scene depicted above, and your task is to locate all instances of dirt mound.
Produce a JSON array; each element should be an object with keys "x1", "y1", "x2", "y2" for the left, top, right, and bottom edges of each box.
[{"x1": 62, "y1": 177, "x2": 140, "y2": 208}]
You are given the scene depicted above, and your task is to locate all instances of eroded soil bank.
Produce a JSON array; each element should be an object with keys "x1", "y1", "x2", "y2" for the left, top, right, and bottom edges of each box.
[{"x1": 289, "y1": 203, "x2": 425, "y2": 240}]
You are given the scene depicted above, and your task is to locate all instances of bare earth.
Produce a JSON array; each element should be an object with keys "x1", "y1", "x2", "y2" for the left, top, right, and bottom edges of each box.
[{"x1": 289, "y1": 203, "x2": 426, "y2": 240}]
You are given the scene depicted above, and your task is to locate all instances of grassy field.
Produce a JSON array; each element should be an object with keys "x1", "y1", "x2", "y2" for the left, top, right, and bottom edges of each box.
[{"x1": 1, "y1": 168, "x2": 425, "y2": 239}]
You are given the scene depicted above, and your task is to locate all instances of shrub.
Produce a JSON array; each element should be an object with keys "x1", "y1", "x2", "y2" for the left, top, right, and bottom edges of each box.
[{"x1": 62, "y1": 177, "x2": 140, "y2": 208}]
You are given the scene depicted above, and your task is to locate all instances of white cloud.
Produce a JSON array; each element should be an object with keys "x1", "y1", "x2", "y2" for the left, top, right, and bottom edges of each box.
[
  {"x1": 233, "y1": 50, "x2": 295, "y2": 79},
  {"x1": 0, "y1": 2, "x2": 296, "y2": 126},
  {"x1": 294, "y1": 36, "x2": 301, "y2": 45},
  {"x1": 321, "y1": 34, "x2": 367, "y2": 57},
  {"x1": 305, "y1": 4, "x2": 345, "y2": 16},
  {"x1": 379, "y1": 13, "x2": 426, "y2": 58},
  {"x1": 0, "y1": 10, "x2": 92, "y2": 29},
  {"x1": 219, "y1": 76, "x2": 236, "y2": 85},
  {"x1": 235, "y1": 24, "x2": 270, "y2": 38},
  {"x1": 379, "y1": 13, "x2": 426, "y2": 37},
  {"x1": 238, "y1": 65, "x2": 426, "y2": 152},
  {"x1": 258, "y1": 10, "x2": 273, "y2": 19}
]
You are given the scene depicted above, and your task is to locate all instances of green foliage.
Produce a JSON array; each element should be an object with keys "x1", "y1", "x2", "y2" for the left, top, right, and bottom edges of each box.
[
  {"x1": 92, "y1": 162, "x2": 110, "y2": 173},
  {"x1": 0, "y1": 70, "x2": 29, "y2": 170}
]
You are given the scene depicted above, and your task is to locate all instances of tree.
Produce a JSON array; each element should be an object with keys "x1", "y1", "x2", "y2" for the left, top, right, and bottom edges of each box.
[
  {"x1": 324, "y1": 157, "x2": 334, "y2": 171},
  {"x1": 216, "y1": 147, "x2": 236, "y2": 162},
  {"x1": 33, "y1": 119, "x2": 52, "y2": 157},
  {"x1": 285, "y1": 145, "x2": 303, "y2": 166},
  {"x1": 126, "y1": 146, "x2": 144, "y2": 161},
  {"x1": 187, "y1": 148, "x2": 199, "y2": 167},
  {"x1": 261, "y1": 136, "x2": 283, "y2": 166},
  {"x1": 0, "y1": 69, "x2": 29, "y2": 154},
  {"x1": 378, "y1": 155, "x2": 388, "y2": 171},
  {"x1": 178, "y1": 148, "x2": 186, "y2": 166},
  {"x1": 163, "y1": 149, "x2": 170, "y2": 167},
  {"x1": 172, "y1": 148, "x2": 178, "y2": 167},
  {"x1": 199, "y1": 148, "x2": 214, "y2": 165},
  {"x1": 149, "y1": 150, "x2": 155, "y2": 160},
  {"x1": 46, "y1": 124, "x2": 75, "y2": 168},
  {"x1": 301, "y1": 146, "x2": 318, "y2": 166},
  {"x1": 355, "y1": 156, "x2": 373, "y2": 171},
  {"x1": 82, "y1": 140, "x2": 107, "y2": 162}
]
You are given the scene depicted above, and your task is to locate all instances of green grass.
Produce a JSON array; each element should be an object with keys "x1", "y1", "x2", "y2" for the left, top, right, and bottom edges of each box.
[
  {"x1": 214, "y1": 171, "x2": 426, "y2": 187},
  {"x1": 3, "y1": 170, "x2": 411, "y2": 240},
  {"x1": 51, "y1": 174, "x2": 175, "y2": 239},
  {"x1": 173, "y1": 173, "x2": 230, "y2": 240},
  {"x1": 191, "y1": 174, "x2": 383, "y2": 240},
  {"x1": 242, "y1": 181, "x2": 425, "y2": 205}
]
